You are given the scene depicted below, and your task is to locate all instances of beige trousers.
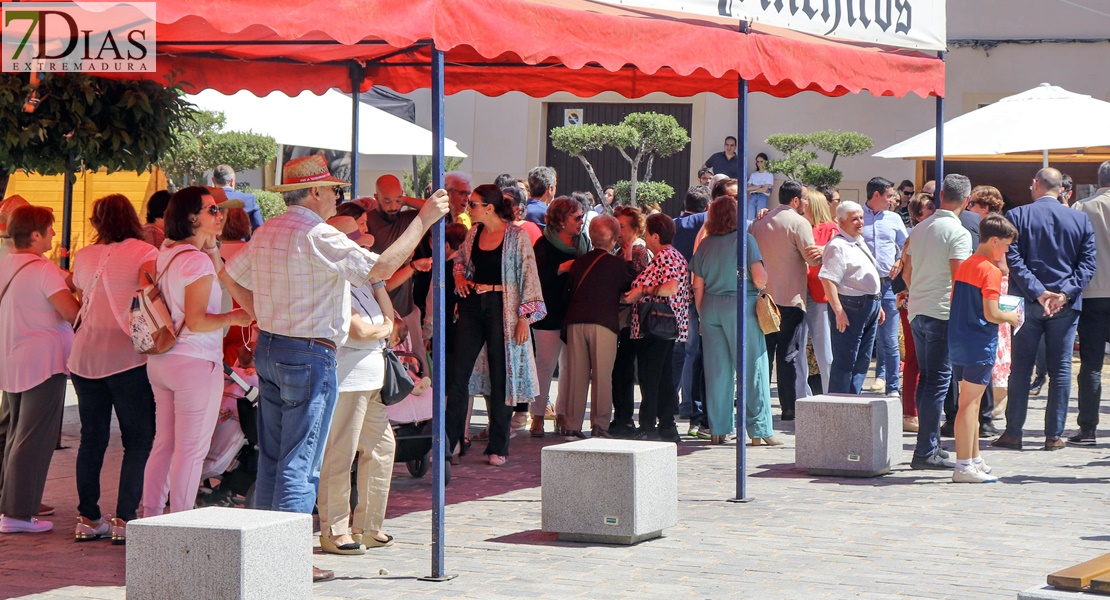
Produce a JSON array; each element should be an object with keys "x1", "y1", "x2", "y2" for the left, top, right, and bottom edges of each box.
[
  {"x1": 318, "y1": 389, "x2": 395, "y2": 537},
  {"x1": 562, "y1": 324, "x2": 618, "y2": 432}
]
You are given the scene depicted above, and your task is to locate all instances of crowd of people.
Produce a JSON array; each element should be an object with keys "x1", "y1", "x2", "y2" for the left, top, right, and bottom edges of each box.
[{"x1": 1, "y1": 147, "x2": 1108, "y2": 581}]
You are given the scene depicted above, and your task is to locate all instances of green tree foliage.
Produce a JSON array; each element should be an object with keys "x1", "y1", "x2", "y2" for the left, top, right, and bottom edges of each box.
[
  {"x1": 403, "y1": 156, "x2": 465, "y2": 198},
  {"x1": 613, "y1": 180, "x2": 674, "y2": 208},
  {"x1": 163, "y1": 109, "x2": 278, "y2": 189},
  {"x1": 0, "y1": 73, "x2": 193, "y2": 176},
  {"x1": 250, "y1": 188, "x2": 286, "y2": 221},
  {"x1": 550, "y1": 112, "x2": 690, "y2": 208},
  {"x1": 764, "y1": 130, "x2": 873, "y2": 187}
]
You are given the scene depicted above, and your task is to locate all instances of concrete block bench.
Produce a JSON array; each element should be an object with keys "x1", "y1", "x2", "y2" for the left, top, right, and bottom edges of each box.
[
  {"x1": 541, "y1": 439, "x2": 676, "y2": 544},
  {"x1": 795, "y1": 394, "x2": 901, "y2": 477},
  {"x1": 127, "y1": 506, "x2": 312, "y2": 600}
]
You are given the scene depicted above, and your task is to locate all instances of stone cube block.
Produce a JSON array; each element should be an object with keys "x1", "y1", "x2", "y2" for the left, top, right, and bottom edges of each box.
[
  {"x1": 127, "y1": 506, "x2": 312, "y2": 600},
  {"x1": 541, "y1": 439, "x2": 676, "y2": 544},
  {"x1": 795, "y1": 393, "x2": 902, "y2": 477}
]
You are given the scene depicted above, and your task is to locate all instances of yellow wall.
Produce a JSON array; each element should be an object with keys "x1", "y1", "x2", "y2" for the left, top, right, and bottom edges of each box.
[{"x1": 4, "y1": 167, "x2": 166, "y2": 263}]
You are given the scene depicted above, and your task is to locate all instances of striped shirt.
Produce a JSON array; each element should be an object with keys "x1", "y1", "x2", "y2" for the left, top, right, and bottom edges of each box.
[{"x1": 225, "y1": 205, "x2": 377, "y2": 343}]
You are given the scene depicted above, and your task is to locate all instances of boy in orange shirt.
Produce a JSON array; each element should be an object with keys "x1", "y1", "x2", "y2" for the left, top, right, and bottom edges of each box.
[{"x1": 948, "y1": 214, "x2": 1021, "y2": 483}]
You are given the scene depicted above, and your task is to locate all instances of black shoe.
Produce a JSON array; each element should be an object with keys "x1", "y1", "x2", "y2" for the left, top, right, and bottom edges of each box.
[
  {"x1": 633, "y1": 428, "x2": 661, "y2": 441},
  {"x1": 780, "y1": 409, "x2": 796, "y2": 421},
  {"x1": 939, "y1": 422, "x2": 955, "y2": 437},
  {"x1": 609, "y1": 422, "x2": 635, "y2": 438},
  {"x1": 1030, "y1": 373, "x2": 1046, "y2": 396},
  {"x1": 910, "y1": 452, "x2": 955, "y2": 470},
  {"x1": 1067, "y1": 430, "x2": 1097, "y2": 446},
  {"x1": 658, "y1": 428, "x2": 681, "y2": 444},
  {"x1": 979, "y1": 421, "x2": 1001, "y2": 437}
]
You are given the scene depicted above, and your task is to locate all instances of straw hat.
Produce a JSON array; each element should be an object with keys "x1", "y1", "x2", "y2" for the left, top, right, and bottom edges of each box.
[
  {"x1": 204, "y1": 186, "x2": 245, "y2": 210},
  {"x1": 269, "y1": 155, "x2": 349, "y2": 192},
  {"x1": 0, "y1": 195, "x2": 31, "y2": 236}
]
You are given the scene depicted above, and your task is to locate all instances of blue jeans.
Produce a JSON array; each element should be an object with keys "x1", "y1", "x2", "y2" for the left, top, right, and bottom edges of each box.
[
  {"x1": 827, "y1": 294, "x2": 879, "y2": 395},
  {"x1": 673, "y1": 300, "x2": 705, "y2": 426},
  {"x1": 1004, "y1": 302, "x2": 1079, "y2": 441},
  {"x1": 872, "y1": 280, "x2": 901, "y2": 393},
  {"x1": 911, "y1": 315, "x2": 951, "y2": 458},
  {"x1": 254, "y1": 332, "x2": 339, "y2": 514},
  {"x1": 748, "y1": 193, "x2": 769, "y2": 217}
]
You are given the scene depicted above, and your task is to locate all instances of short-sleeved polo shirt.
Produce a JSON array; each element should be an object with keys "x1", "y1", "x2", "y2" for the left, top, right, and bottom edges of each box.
[{"x1": 907, "y1": 209, "x2": 972, "y2": 321}]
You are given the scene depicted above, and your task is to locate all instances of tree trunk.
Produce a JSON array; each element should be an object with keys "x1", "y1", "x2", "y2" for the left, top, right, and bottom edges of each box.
[
  {"x1": 644, "y1": 154, "x2": 655, "y2": 183},
  {"x1": 630, "y1": 153, "x2": 642, "y2": 206},
  {"x1": 576, "y1": 155, "x2": 609, "y2": 211},
  {"x1": 829, "y1": 151, "x2": 839, "y2": 170}
]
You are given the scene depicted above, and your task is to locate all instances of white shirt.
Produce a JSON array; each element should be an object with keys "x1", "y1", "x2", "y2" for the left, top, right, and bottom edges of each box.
[
  {"x1": 747, "y1": 171, "x2": 774, "y2": 193},
  {"x1": 0, "y1": 254, "x2": 74, "y2": 392},
  {"x1": 225, "y1": 205, "x2": 378, "y2": 343},
  {"x1": 818, "y1": 230, "x2": 881, "y2": 297},
  {"x1": 69, "y1": 239, "x2": 158, "y2": 378},
  {"x1": 336, "y1": 283, "x2": 386, "y2": 392},
  {"x1": 158, "y1": 244, "x2": 222, "y2": 363}
]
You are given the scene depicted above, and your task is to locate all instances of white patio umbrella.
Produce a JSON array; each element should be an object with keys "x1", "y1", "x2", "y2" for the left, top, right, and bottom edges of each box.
[
  {"x1": 185, "y1": 89, "x2": 467, "y2": 158},
  {"x1": 875, "y1": 83, "x2": 1110, "y2": 166}
]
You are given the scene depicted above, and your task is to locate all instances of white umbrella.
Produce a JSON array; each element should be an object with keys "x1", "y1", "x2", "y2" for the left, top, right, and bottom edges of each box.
[
  {"x1": 875, "y1": 83, "x2": 1110, "y2": 165},
  {"x1": 185, "y1": 89, "x2": 467, "y2": 158}
]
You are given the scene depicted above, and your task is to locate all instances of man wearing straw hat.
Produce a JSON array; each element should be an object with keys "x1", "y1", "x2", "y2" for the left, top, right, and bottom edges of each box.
[{"x1": 219, "y1": 155, "x2": 448, "y2": 582}]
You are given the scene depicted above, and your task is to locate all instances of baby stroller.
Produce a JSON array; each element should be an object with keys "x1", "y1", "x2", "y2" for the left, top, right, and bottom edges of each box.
[
  {"x1": 196, "y1": 364, "x2": 260, "y2": 508},
  {"x1": 386, "y1": 351, "x2": 451, "y2": 485}
]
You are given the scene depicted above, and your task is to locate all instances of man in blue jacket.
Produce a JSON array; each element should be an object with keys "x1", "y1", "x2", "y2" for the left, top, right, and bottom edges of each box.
[
  {"x1": 993, "y1": 168, "x2": 1096, "y2": 451},
  {"x1": 213, "y1": 164, "x2": 264, "y2": 231}
]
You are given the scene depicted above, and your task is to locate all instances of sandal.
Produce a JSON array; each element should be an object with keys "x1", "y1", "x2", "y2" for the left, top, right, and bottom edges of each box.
[
  {"x1": 361, "y1": 533, "x2": 395, "y2": 548},
  {"x1": 473, "y1": 429, "x2": 490, "y2": 441},
  {"x1": 531, "y1": 418, "x2": 545, "y2": 438}
]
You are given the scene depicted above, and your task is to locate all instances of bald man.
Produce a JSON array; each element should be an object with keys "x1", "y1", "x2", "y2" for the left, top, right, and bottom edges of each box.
[
  {"x1": 994, "y1": 167, "x2": 1096, "y2": 451},
  {"x1": 366, "y1": 174, "x2": 432, "y2": 371}
]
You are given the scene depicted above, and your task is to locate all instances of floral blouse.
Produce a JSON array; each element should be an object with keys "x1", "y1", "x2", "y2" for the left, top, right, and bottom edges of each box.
[{"x1": 630, "y1": 245, "x2": 690, "y2": 342}]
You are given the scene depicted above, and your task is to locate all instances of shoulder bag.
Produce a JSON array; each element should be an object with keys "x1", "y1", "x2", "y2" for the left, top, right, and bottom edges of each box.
[
  {"x1": 128, "y1": 247, "x2": 194, "y2": 355},
  {"x1": 755, "y1": 288, "x2": 781, "y2": 334}
]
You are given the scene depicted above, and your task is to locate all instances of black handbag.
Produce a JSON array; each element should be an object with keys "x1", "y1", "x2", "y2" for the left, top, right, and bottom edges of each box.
[
  {"x1": 637, "y1": 299, "x2": 678, "y2": 340},
  {"x1": 381, "y1": 348, "x2": 416, "y2": 406}
]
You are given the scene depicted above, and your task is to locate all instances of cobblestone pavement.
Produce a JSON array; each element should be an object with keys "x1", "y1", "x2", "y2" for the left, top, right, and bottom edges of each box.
[{"x1": 3, "y1": 368, "x2": 1108, "y2": 600}]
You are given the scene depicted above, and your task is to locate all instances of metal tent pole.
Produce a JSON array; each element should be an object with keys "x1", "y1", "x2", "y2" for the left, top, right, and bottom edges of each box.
[
  {"x1": 729, "y1": 42, "x2": 751, "y2": 505},
  {"x1": 60, "y1": 155, "x2": 75, "y2": 270},
  {"x1": 421, "y1": 45, "x2": 456, "y2": 583},
  {"x1": 935, "y1": 52, "x2": 946, "y2": 186},
  {"x1": 350, "y1": 66, "x2": 364, "y2": 197}
]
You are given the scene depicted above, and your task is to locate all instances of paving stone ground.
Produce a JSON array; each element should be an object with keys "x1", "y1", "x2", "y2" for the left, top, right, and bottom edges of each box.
[{"x1": 3, "y1": 364, "x2": 1108, "y2": 600}]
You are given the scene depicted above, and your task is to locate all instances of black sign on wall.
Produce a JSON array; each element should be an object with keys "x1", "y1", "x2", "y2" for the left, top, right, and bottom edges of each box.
[{"x1": 544, "y1": 103, "x2": 693, "y2": 216}]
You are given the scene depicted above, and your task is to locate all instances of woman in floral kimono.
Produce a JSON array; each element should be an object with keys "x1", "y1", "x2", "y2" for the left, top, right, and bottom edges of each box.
[{"x1": 448, "y1": 184, "x2": 546, "y2": 466}]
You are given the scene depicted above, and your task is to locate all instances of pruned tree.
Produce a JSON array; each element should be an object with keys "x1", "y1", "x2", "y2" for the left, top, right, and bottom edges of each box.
[
  {"x1": 403, "y1": 155, "x2": 465, "y2": 198},
  {"x1": 162, "y1": 109, "x2": 278, "y2": 189},
  {"x1": 550, "y1": 112, "x2": 690, "y2": 208},
  {"x1": 764, "y1": 129, "x2": 874, "y2": 187}
]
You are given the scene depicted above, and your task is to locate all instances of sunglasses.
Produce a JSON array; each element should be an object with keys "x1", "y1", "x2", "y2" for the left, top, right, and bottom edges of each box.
[
  {"x1": 333, "y1": 186, "x2": 346, "y2": 203},
  {"x1": 901, "y1": 190, "x2": 914, "y2": 195},
  {"x1": 468, "y1": 201, "x2": 488, "y2": 209},
  {"x1": 204, "y1": 205, "x2": 221, "y2": 216},
  {"x1": 968, "y1": 200, "x2": 990, "y2": 208}
]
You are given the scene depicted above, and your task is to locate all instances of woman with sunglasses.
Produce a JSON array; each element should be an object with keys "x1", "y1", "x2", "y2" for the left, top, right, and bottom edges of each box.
[
  {"x1": 448, "y1": 184, "x2": 546, "y2": 466},
  {"x1": 142, "y1": 187, "x2": 253, "y2": 516},
  {"x1": 528, "y1": 196, "x2": 591, "y2": 437}
]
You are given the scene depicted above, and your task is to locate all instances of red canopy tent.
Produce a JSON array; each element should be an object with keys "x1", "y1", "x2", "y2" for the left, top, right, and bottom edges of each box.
[
  {"x1": 25, "y1": 0, "x2": 945, "y2": 580},
  {"x1": 147, "y1": 0, "x2": 942, "y2": 99}
]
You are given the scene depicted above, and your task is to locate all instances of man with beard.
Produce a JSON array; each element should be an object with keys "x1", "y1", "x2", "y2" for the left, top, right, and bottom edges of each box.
[{"x1": 366, "y1": 174, "x2": 434, "y2": 371}]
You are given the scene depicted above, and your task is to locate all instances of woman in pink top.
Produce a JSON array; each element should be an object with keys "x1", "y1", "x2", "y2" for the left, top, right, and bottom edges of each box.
[
  {"x1": 69, "y1": 195, "x2": 158, "y2": 544},
  {"x1": 803, "y1": 189, "x2": 839, "y2": 395},
  {"x1": 0, "y1": 206, "x2": 80, "y2": 534},
  {"x1": 142, "y1": 187, "x2": 253, "y2": 516}
]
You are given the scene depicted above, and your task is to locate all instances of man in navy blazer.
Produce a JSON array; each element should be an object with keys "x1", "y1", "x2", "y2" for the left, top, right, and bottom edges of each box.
[
  {"x1": 213, "y1": 164, "x2": 264, "y2": 231},
  {"x1": 993, "y1": 168, "x2": 1096, "y2": 451}
]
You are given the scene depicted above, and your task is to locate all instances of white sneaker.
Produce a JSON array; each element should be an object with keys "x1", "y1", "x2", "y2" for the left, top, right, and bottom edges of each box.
[
  {"x1": 952, "y1": 466, "x2": 998, "y2": 483},
  {"x1": 869, "y1": 378, "x2": 886, "y2": 392},
  {"x1": 974, "y1": 460, "x2": 993, "y2": 475},
  {"x1": 0, "y1": 515, "x2": 54, "y2": 533}
]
